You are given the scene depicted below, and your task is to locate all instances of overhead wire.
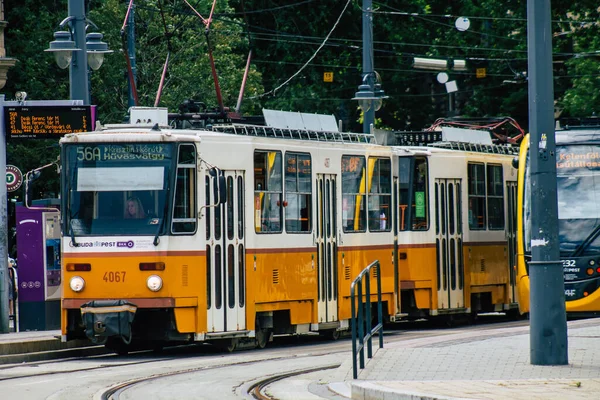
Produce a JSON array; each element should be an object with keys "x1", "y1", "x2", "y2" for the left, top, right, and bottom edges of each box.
[{"x1": 249, "y1": 0, "x2": 353, "y2": 99}]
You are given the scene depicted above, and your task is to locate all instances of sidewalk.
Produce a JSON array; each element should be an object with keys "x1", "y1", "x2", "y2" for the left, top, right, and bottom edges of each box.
[
  {"x1": 0, "y1": 330, "x2": 104, "y2": 364},
  {"x1": 325, "y1": 317, "x2": 600, "y2": 399}
]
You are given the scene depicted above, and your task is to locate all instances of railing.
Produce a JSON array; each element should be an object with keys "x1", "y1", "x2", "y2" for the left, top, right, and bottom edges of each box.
[
  {"x1": 211, "y1": 123, "x2": 375, "y2": 143},
  {"x1": 350, "y1": 260, "x2": 384, "y2": 379}
]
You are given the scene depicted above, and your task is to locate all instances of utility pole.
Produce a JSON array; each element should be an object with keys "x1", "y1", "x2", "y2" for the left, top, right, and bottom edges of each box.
[
  {"x1": 69, "y1": 0, "x2": 90, "y2": 104},
  {"x1": 527, "y1": 0, "x2": 568, "y2": 365},
  {"x1": 127, "y1": 5, "x2": 137, "y2": 108},
  {"x1": 361, "y1": 0, "x2": 374, "y2": 134},
  {"x1": 0, "y1": 96, "x2": 8, "y2": 333}
]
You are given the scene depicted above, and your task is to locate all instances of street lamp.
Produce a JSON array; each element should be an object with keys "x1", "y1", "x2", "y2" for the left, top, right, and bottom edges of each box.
[
  {"x1": 45, "y1": 31, "x2": 78, "y2": 70},
  {"x1": 44, "y1": 0, "x2": 112, "y2": 104},
  {"x1": 355, "y1": 0, "x2": 388, "y2": 133},
  {"x1": 353, "y1": 76, "x2": 388, "y2": 120},
  {"x1": 85, "y1": 32, "x2": 112, "y2": 71}
]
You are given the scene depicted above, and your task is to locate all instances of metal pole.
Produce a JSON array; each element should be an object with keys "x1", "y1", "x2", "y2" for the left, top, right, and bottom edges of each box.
[
  {"x1": 69, "y1": 0, "x2": 90, "y2": 104},
  {"x1": 527, "y1": 0, "x2": 568, "y2": 365},
  {"x1": 127, "y1": 5, "x2": 137, "y2": 108},
  {"x1": 361, "y1": 0, "x2": 374, "y2": 134},
  {"x1": 0, "y1": 95, "x2": 10, "y2": 333}
]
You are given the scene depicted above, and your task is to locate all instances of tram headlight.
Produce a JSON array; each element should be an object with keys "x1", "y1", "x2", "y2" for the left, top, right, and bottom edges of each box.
[
  {"x1": 147, "y1": 275, "x2": 163, "y2": 292},
  {"x1": 69, "y1": 276, "x2": 85, "y2": 292}
]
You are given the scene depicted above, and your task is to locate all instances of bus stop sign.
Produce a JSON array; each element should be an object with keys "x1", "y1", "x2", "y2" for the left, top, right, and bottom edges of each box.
[{"x1": 6, "y1": 164, "x2": 22, "y2": 192}]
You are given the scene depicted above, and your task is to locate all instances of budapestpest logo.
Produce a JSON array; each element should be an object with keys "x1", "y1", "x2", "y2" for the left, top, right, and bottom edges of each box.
[{"x1": 69, "y1": 240, "x2": 135, "y2": 249}]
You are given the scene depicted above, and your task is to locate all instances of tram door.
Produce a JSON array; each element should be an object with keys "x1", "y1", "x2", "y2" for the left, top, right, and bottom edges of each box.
[
  {"x1": 206, "y1": 171, "x2": 246, "y2": 332},
  {"x1": 506, "y1": 181, "x2": 518, "y2": 304},
  {"x1": 316, "y1": 174, "x2": 338, "y2": 322},
  {"x1": 435, "y1": 178, "x2": 465, "y2": 310}
]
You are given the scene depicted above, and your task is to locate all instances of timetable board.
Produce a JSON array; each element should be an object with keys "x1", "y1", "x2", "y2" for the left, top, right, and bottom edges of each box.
[{"x1": 4, "y1": 105, "x2": 93, "y2": 139}]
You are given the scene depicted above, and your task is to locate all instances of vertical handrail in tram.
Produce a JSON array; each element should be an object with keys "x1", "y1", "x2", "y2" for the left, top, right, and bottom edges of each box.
[{"x1": 351, "y1": 260, "x2": 383, "y2": 379}]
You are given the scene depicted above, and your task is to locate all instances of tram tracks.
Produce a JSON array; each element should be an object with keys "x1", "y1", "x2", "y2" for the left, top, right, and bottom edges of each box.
[
  {"x1": 97, "y1": 355, "x2": 343, "y2": 400},
  {"x1": 247, "y1": 364, "x2": 340, "y2": 400}
]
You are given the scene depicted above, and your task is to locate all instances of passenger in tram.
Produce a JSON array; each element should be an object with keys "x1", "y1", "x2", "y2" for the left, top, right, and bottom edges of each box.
[{"x1": 124, "y1": 197, "x2": 147, "y2": 219}]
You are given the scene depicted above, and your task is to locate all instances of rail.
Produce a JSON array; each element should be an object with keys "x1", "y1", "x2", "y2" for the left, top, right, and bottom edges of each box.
[{"x1": 350, "y1": 259, "x2": 383, "y2": 379}]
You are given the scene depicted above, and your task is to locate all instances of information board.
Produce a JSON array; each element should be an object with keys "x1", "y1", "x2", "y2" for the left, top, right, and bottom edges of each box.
[{"x1": 4, "y1": 106, "x2": 93, "y2": 140}]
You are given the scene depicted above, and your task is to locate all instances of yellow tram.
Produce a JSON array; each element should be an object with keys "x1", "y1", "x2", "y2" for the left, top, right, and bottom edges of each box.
[{"x1": 60, "y1": 108, "x2": 519, "y2": 351}]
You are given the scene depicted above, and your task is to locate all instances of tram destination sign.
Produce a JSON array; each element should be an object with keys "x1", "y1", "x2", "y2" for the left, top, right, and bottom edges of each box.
[{"x1": 4, "y1": 105, "x2": 93, "y2": 140}]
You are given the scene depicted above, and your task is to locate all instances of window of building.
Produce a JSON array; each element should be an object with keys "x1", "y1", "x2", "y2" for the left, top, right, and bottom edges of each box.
[
  {"x1": 368, "y1": 157, "x2": 392, "y2": 232},
  {"x1": 468, "y1": 163, "x2": 486, "y2": 230},
  {"x1": 411, "y1": 157, "x2": 429, "y2": 231},
  {"x1": 285, "y1": 152, "x2": 312, "y2": 233},
  {"x1": 254, "y1": 151, "x2": 282, "y2": 233},
  {"x1": 172, "y1": 144, "x2": 196, "y2": 233},
  {"x1": 342, "y1": 155, "x2": 366, "y2": 232},
  {"x1": 487, "y1": 164, "x2": 505, "y2": 230}
]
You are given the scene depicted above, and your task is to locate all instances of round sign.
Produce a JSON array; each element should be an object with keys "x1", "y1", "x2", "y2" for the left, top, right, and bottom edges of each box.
[
  {"x1": 6, "y1": 165, "x2": 23, "y2": 192},
  {"x1": 455, "y1": 17, "x2": 470, "y2": 32}
]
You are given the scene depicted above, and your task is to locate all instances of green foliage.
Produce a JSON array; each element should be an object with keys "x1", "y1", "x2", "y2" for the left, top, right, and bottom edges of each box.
[{"x1": 4, "y1": 0, "x2": 600, "y2": 194}]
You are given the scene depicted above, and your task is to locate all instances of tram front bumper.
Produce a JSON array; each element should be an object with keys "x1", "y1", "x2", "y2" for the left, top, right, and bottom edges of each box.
[{"x1": 81, "y1": 300, "x2": 137, "y2": 344}]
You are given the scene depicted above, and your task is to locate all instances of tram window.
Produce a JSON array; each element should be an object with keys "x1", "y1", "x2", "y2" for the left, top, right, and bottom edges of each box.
[
  {"x1": 398, "y1": 157, "x2": 412, "y2": 231},
  {"x1": 172, "y1": 144, "x2": 197, "y2": 234},
  {"x1": 411, "y1": 158, "x2": 429, "y2": 231},
  {"x1": 487, "y1": 164, "x2": 505, "y2": 230},
  {"x1": 254, "y1": 151, "x2": 283, "y2": 233},
  {"x1": 468, "y1": 163, "x2": 486, "y2": 230},
  {"x1": 237, "y1": 177, "x2": 244, "y2": 239},
  {"x1": 342, "y1": 155, "x2": 367, "y2": 232},
  {"x1": 205, "y1": 176, "x2": 211, "y2": 240},
  {"x1": 215, "y1": 245, "x2": 222, "y2": 309},
  {"x1": 368, "y1": 157, "x2": 392, "y2": 232},
  {"x1": 285, "y1": 153, "x2": 312, "y2": 233},
  {"x1": 206, "y1": 245, "x2": 211, "y2": 309},
  {"x1": 238, "y1": 245, "x2": 245, "y2": 307},
  {"x1": 228, "y1": 244, "x2": 235, "y2": 309},
  {"x1": 227, "y1": 176, "x2": 234, "y2": 240}
]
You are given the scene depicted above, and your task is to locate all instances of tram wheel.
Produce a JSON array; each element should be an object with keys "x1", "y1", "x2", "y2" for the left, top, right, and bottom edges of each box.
[
  {"x1": 321, "y1": 329, "x2": 340, "y2": 341},
  {"x1": 216, "y1": 338, "x2": 238, "y2": 353},
  {"x1": 256, "y1": 329, "x2": 270, "y2": 349}
]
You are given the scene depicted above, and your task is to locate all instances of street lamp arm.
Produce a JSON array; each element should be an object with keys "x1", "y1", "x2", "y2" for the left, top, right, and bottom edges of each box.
[
  {"x1": 58, "y1": 16, "x2": 76, "y2": 29},
  {"x1": 360, "y1": 70, "x2": 381, "y2": 84},
  {"x1": 58, "y1": 16, "x2": 99, "y2": 33}
]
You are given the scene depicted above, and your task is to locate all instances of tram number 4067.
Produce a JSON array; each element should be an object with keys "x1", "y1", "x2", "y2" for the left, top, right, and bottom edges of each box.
[{"x1": 103, "y1": 271, "x2": 126, "y2": 283}]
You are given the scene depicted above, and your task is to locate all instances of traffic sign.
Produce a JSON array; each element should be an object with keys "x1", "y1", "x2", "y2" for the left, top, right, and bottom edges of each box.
[
  {"x1": 323, "y1": 72, "x2": 334, "y2": 82},
  {"x1": 6, "y1": 165, "x2": 23, "y2": 192}
]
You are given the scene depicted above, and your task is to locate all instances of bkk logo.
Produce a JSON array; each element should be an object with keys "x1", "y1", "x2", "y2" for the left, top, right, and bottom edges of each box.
[{"x1": 70, "y1": 240, "x2": 135, "y2": 248}]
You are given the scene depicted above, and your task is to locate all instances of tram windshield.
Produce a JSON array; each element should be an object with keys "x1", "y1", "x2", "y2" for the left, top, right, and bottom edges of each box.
[
  {"x1": 525, "y1": 144, "x2": 600, "y2": 255},
  {"x1": 63, "y1": 143, "x2": 174, "y2": 236}
]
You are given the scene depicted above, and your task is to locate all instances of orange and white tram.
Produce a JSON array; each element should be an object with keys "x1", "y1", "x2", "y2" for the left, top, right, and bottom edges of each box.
[
  {"x1": 60, "y1": 108, "x2": 520, "y2": 352},
  {"x1": 392, "y1": 137, "x2": 519, "y2": 319}
]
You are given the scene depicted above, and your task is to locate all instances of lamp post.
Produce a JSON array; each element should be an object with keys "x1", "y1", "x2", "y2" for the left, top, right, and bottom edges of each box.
[
  {"x1": 412, "y1": 57, "x2": 466, "y2": 118},
  {"x1": 354, "y1": 0, "x2": 387, "y2": 134},
  {"x1": 45, "y1": 0, "x2": 112, "y2": 105}
]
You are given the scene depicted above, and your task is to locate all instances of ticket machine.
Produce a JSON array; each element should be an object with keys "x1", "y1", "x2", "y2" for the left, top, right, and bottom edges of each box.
[{"x1": 16, "y1": 200, "x2": 61, "y2": 331}]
